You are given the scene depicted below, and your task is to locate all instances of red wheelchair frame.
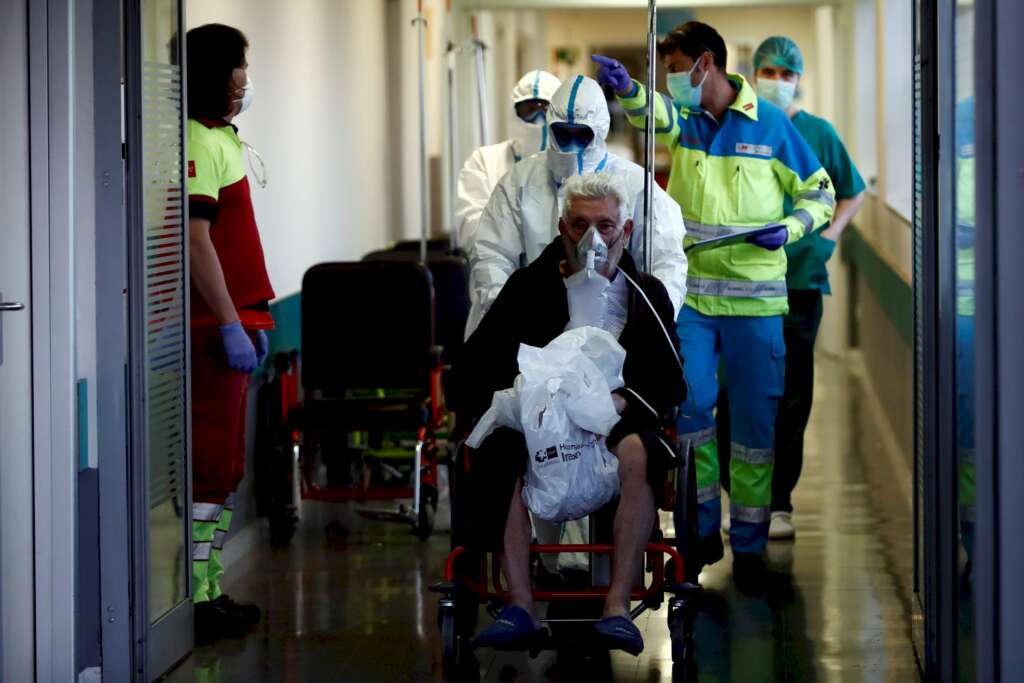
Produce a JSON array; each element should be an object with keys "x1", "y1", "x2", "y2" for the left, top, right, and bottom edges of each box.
[{"x1": 432, "y1": 435, "x2": 703, "y2": 682}]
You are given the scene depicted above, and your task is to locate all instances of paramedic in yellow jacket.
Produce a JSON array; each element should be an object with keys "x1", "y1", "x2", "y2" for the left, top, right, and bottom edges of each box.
[{"x1": 593, "y1": 21, "x2": 834, "y2": 595}]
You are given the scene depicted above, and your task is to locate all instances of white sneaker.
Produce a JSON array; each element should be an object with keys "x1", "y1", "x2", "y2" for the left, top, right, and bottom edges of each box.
[{"x1": 768, "y1": 511, "x2": 795, "y2": 540}]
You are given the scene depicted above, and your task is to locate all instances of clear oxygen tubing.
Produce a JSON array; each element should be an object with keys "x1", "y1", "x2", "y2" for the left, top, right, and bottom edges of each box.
[
  {"x1": 414, "y1": 1, "x2": 429, "y2": 263},
  {"x1": 470, "y1": 14, "x2": 492, "y2": 147},
  {"x1": 642, "y1": 0, "x2": 658, "y2": 274},
  {"x1": 618, "y1": 266, "x2": 691, "y2": 419}
]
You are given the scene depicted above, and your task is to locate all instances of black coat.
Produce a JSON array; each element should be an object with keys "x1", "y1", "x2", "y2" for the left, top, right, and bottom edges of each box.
[{"x1": 453, "y1": 237, "x2": 686, "y2": 438}]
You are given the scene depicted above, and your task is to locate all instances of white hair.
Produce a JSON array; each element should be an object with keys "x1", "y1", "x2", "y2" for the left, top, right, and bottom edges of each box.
[{"x1": 561, "y1": 172, "x2": 632, "y2": 226}]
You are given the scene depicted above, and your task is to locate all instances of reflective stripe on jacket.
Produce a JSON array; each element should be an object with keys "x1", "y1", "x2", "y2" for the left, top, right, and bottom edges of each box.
[{"x1": 619, "y1": 74, "x2": 835, "y2": 316}]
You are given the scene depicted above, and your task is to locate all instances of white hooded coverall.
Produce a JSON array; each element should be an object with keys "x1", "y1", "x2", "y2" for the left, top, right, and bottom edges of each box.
[
  {"x1": 464, "y1": 75, "x2": 688, "y2": 338},
  {"x1": 454, "y1": 70, "x2": 562, "y2": 256}
]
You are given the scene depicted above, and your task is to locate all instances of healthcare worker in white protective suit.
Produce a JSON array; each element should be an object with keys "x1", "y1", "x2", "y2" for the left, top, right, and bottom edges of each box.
[
  {"x1": 465, "y1": 75, "x2": 688, "y2": 339},
  {"x1": 455, "y1": 70, "x2": 562, "y2": 258}
]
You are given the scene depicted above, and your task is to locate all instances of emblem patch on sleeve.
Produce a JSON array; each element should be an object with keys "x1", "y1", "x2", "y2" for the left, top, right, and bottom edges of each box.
[{"x1": 188, "y1": 160, "x2": 196, "y2": 178}]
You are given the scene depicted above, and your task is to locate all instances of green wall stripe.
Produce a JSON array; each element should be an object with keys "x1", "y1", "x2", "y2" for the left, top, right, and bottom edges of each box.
[
  {"x1": 841, "y1": 225, "x2": 914, "y2": 346},
  {"x1": 77, "y1": 379, "x2": 89, "y2": 472},
  {"x1": 262, "y1": 292, "x2": 302, "y2": 370}
]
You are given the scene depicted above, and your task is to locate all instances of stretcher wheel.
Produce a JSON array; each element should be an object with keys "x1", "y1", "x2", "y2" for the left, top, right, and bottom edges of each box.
[{"x1": 412, "y1": 484, "x2": 438, "y2": 541}]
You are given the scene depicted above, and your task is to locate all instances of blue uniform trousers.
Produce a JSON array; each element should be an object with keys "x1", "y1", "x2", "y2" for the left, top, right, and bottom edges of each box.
[{"x1": 675, "y1": 306, "x2": 786, "y2": 555}]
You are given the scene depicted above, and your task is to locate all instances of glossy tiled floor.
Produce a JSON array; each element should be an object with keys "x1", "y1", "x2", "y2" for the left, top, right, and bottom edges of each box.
[{"x1": 164, "y1": 355, "x2": 920, "y2": 682}]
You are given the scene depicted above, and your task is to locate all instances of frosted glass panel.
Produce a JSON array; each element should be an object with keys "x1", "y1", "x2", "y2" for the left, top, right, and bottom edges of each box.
[{"x1": 141, "y1": 4, "x2": 189, "y2": 622}]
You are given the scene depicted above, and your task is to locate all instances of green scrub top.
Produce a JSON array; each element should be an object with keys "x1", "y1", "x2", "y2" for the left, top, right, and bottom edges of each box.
[{"x1": 784, "y1": 110, "x2": 866, "y2": 294}]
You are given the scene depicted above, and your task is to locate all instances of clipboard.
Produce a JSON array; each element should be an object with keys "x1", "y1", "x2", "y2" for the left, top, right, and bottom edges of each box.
[{"x1": 684, "y1": 224, "x2": 787, "y2": 254}]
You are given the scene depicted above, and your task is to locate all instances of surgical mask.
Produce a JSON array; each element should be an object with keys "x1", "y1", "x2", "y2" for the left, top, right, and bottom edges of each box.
[
  {"x1": 511, "y1": 108, "x2": 548, "y2": 160},
  {"x1": 757, "y1": 78, "x2": 797, "y2": 110},
  {"x1": 667, "y1": 55, "x2": 709, "y2": 110},
  {"x1": 236, "y1": 76, "x2": 253, "y2": 114},
  {"x1": 546, "y1": 133, "x2": 608, "y2": 182}
]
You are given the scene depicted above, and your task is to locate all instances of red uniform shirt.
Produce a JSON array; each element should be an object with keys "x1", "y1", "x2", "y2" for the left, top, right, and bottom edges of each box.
[{"x1": 187, "y1": 117, "x2": 275, "y2": 329}]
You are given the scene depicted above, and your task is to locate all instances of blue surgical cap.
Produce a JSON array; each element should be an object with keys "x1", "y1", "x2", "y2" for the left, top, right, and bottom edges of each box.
[{"x1": 753, "y1": 36, "x2": 804, "y2": 75}]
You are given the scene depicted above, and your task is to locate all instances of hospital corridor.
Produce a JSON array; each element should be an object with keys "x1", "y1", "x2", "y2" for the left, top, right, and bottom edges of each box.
[
  {"x1": 162, "y1": 354, "x2": 918, "y2": 682},
  {"x1": 0, "y1": 0, "x2": 1019, "y2": 682}
]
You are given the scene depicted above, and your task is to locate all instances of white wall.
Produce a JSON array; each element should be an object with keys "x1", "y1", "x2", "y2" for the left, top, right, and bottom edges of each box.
[
  {"x1": 882, "y1": 0, "x2": 913, "y2": 221},
  {"x1": 187, "y1": 0, "x2": 394, "y2": 297},
  {"x1": 851, "y1": 0, "x2": 878, "y2": 182}
]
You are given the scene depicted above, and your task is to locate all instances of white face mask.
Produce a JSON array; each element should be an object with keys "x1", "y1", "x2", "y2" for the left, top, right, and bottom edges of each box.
[
  {"x1": 511, "y1": 110, "x2": 548, "y2": 160},
  {"x1": 236, "y1": 76, "x2": 253, "y2": 114},
  {"x1": 757, "y1": 78, "x2": 796, "y2": 110},
  {"x1": 545, "y1": 134, "x2": 608, "y2": 182}
]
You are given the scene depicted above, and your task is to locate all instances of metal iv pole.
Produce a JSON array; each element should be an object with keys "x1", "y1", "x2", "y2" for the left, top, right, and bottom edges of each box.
[
  {"x1": 446, "y1": 38, "x2": 460, "y2": 253},
  {"x1": 642, "y1": 0, "x2": 658, "y2": 274},
  {"x1": 413, "y1": 0, "x2": 430, "y2": 264},
  {"x1": 470, "y1": 13, "x2": 491, "y2": 147}
]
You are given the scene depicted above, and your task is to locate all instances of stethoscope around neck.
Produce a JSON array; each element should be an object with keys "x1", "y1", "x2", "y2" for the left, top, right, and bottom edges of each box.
[{"x1": 239, "y1": 140, "x2": 267, "y2": 189}]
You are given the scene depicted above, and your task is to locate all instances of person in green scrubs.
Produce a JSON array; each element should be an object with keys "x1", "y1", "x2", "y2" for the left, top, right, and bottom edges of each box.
[{"x1": 719, "y1": 35, "x2": 866, "y2": 540}]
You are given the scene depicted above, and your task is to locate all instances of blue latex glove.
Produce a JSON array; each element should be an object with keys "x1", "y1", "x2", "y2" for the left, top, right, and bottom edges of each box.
[
  {"x1": 254, "y1": 330, "x2": 269, "y2": 366},
  {"x1": 591, "y1": 55, "x2": 633, "y2": 95},
  {"x1": 219, "y1": 320, "x2": 258, "y2": 374},
  {"x1": 746, "y1": 225, "x2": 789, "y2": 251}
]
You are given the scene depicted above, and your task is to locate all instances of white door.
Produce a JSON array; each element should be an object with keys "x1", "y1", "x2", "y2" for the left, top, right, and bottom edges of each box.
[{"x1": 0, "y1": 0, "x2": 36, "y2": 679}]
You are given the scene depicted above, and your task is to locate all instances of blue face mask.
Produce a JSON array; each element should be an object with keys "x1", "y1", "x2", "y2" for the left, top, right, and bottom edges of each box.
[{"x1": 667, "y1": 54, "x2": 709, "y2": 110}]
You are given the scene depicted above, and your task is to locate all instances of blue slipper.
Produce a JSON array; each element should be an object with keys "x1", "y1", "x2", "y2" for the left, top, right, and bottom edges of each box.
[
  {"x1": 471, "y1": 605, "x2": 542, "y2": 649},
  {"x1": 593, "y1": 615, "x2": 644, "y2": 656}
]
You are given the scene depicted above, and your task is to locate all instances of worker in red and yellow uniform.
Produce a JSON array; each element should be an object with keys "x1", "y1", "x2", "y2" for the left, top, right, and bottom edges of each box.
[{"x1": 186, "y1": 23, "x2": 271, "y2": 645}]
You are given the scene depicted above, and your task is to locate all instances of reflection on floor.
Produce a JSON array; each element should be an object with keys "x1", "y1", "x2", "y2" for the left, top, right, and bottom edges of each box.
[{"x1": 163, "y1": 355, "x2": 920, "y2": 682}]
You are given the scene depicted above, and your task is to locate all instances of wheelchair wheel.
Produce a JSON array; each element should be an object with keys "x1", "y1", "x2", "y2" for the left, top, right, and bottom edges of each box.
[
  {"x1": 439, "y1": 601, "x2": 479, "y2": 683},
  {"x1": 668, "y1": 596, "x2": 697, "y2": 672},
  {"x1": 412, "y1": 484, "x2": 438, "y2": 541},
  {"x1": 440, "y1": 608, "x2": 458, "y2": 676},
  {"x1": 672, "y1": 660, "x2": 697, "y2": 682}
]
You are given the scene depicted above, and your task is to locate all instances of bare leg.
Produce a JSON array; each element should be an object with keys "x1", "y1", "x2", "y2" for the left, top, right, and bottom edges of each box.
[
  {"x1": 499, "y1": 478, "x2": 536, "y2": 617},
  {"x1": 604, "y1": 435, "x2": 655, "y2": 618}
]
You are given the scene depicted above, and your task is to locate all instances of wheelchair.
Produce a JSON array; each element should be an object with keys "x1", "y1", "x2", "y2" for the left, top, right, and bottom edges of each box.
[
  {"x1": 432, "y1": 429, "x2": 703, "y2": 682},
  {"x1": 298, "y1": 260, "x2": 446, "y2": 540}
]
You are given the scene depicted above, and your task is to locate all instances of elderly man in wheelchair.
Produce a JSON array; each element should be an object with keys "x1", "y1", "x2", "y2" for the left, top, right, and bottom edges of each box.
[{"x1": 454, "y1": 172, "x2": 687, "y2": 656}]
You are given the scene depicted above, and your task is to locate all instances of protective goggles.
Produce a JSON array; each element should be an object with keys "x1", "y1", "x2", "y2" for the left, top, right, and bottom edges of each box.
[
  {"x1": 550, "y1": 122, "x2": 596, "y2": 150},
  {"x1": 514, "y1": 99, "x2": 549, "y2": 123}
]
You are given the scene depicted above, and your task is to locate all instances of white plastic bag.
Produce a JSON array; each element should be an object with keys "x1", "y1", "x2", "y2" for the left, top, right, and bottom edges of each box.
[{"x1": 466, "y1": 327, "x2": 626, "y2": 522}]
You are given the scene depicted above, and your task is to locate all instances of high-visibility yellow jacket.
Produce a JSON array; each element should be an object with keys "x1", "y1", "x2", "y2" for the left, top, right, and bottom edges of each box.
[{"x1": 619, "y1": 74, "x2": 835, "y2": 316}]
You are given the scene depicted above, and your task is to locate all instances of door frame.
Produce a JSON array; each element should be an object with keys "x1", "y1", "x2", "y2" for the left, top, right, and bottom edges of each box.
[
  {"x1": 122, "y1": 0, "x2": 195, "y2": 678},
  {"x1": 94, "y1": 0, "x2": 137, "y2": 676},
  {"x1": 913, "y1": 0, "x2": 960, "y2": 678},
  {"x1": 28, "y1": 0, "x2": 79, "y2": 679},
  {"x1": 974, "y1": 0, "x2": 1024, "y2": 678}
]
